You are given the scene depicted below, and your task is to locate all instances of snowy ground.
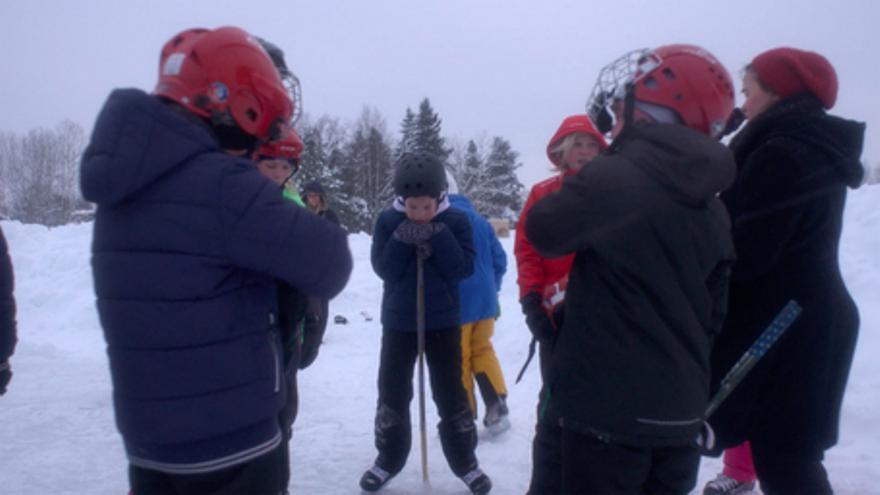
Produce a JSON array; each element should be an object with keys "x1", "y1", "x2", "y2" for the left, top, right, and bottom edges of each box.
[{"x1": 1, "y1": 184, "x2": 878, "y2": 494}]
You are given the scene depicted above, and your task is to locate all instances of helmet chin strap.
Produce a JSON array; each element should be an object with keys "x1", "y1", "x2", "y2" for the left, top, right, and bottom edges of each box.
[{"x1": 623, "y1": 82, "x2": 636, "y2": 132}]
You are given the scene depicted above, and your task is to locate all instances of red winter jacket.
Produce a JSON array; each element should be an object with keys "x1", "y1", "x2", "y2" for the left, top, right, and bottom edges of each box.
[
  {"x1": 515, "y1": 114, "x2": 607, "y2": 310},
  {"x1": 515, "y1": 174, "x2": 574, "y2": 305}
]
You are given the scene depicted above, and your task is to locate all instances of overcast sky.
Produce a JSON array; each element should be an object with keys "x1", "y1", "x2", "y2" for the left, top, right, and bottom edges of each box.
[{"x1": 1, "y1": 0, "x2": 877, "y2": 187}]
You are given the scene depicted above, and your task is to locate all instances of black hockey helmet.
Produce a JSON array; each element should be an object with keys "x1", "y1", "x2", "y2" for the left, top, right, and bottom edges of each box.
[{"x1": 392, "y1": 152, "x2": 447, "y2": 199}]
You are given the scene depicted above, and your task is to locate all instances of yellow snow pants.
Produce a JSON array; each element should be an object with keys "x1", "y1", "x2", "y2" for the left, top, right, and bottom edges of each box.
[{"x1": 460, "y1": 318, "x2": 508, "y2": 415}]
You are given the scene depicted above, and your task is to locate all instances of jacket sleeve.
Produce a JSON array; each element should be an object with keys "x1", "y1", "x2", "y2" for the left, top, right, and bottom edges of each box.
[
  {"x1": 514, "y1": 186, "x2": 548, "y2": 299},
  {"x1": 323, "y1": 209, "x2": 342, "y2": 227},
  {"x1": 725, "y1": 142, "x2": 812, "y2": 282},
  {"x1": 706, "y1": 201, "x2": 735, "y2": 338},
  {"x1": 0, "y1": 227, "x2": 17, "y2": 364},
  {"x1": 489, "y1": 228, "x2": 507, "y2": 292},
  {"x1": 220, "y1": 164, "x2": 352, "y2": 300},
  {"x1": 427, "y1": 214, "x2": 474, "y2": 283},
  {"x1": 526, "y1": 158, "x2": 636, "y2": 259},
  {"x1": 371, "y1": 212, "x2": 415, "y2": 283}
]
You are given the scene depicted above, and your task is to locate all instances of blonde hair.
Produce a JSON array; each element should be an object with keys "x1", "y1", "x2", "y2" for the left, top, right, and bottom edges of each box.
[{"x1": 549, "y1": 133, "x2": 599, "y2": 170}]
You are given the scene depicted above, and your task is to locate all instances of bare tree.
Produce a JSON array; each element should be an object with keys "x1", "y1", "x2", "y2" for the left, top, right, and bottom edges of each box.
[{"x1": 0, "y1": 120, "x2": 87, "y2": 225}]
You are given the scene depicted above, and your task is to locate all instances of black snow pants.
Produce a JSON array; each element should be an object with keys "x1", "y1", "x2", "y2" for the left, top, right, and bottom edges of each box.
[
  {"x1": 559, "y1": 427, "x2": 700, "y2": 495},
  {"x1": 129, "y1": 444, "x2": 286, "y2": 495},
  {"x1": 371, "y1": 327, "x2": 479, "y2": 477}
]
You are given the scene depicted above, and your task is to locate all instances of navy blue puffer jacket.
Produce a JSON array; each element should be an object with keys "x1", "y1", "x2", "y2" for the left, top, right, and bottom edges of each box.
[
  {"x1": 371, "y1": 204, "x2": 474, "y2": 331},
  {"x1": 80, "y1": 89, "x2": 352, "y2": 474}
]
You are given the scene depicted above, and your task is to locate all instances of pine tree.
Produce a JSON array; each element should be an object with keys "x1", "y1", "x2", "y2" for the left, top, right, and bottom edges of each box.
[
  {"x1": 457, "y1": 139, "x2": 486, "y2": 198},
  {"x1": 395, "y1": 108, "x2": 416, "y2": 160},
  {"x1": 476, "y1": 137, "x2": 524, "y2": 219},
  {"x1": 412, "y1": 98, "x2": 450, "y2": 161},
  {"x1": 334, "y1": 107, "x2": 395, "y2": 232}
]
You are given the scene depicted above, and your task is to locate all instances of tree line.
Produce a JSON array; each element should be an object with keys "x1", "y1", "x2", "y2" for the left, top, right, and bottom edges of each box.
[
  {"x1": 0, "y1": 98, "x2": 524, "y2": 231},
  {"x1": 293, "y1": 98, "x2": 523, "y2": 233}
]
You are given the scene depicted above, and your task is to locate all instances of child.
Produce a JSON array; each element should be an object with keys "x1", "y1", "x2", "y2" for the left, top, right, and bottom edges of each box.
[
  {"x1": 446, "y1": 177, "x2": 509, "y2": 435},
  {"x1": 360, "y1": 152, "x2": 491, "y2": 494},
  {"x1": 526, "y1": 44, "x2": 736, "y2": 494},
  {"x1": 80, "y1": 27, "x2": 352, "y2": 494},
  {"x1": 516, "y1": 115, "x2": 606, "y2": 494},
  {"x1": 301, "y1": 180, "x2": 341, "y2": 226},
  {"x1": 253, "y1": 126, "x2": 328, "y2": 494}
]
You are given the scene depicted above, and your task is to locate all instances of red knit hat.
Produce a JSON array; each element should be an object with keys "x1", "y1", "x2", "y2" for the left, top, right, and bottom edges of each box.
[
  {"x1": 546, "y1": 114, "x2": 608, "y2": 166},
  {"x1": 750, "y1": 47, "x2": 838, "y2": 109}
]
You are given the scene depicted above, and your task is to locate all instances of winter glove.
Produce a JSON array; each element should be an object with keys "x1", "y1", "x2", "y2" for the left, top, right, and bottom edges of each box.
[
  {"x1": 520, "y1": 292, "x2": 556, "y2": 343},
  {"x1": 298, "y1": 297, "x2": 328, "y2": 370},
  {"x1": 0, "y1": 361, "x2": 11, "y2": 395},
  {"x1": 298, "y1": 313, "x2": 323, "y2": 370},
  {"x1": 393, "y1": 220, "x2": 445, "y2": 245},
  {"x1": 415, "y1": 242, "x2": 433, "y2": 260}
]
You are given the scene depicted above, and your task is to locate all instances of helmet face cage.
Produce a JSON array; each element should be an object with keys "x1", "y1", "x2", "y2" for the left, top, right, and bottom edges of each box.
[
  {"x1": 255, "y1": 36, "x2": 303, "y2": 126},
  {"x1": 587, "y1": 45, "x2": 735, "y2": 139},
  {"x1": 281, "y1": 71, "x2": 303, "y2": 126},
  {"x1": 586, "y1": 48, "x2": 659, "y2": 134}
]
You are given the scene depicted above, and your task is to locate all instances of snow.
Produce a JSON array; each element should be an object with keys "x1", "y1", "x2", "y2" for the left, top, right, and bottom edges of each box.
[{"x1": 1, "y1": 185, "x2": 878, "y2": 494}]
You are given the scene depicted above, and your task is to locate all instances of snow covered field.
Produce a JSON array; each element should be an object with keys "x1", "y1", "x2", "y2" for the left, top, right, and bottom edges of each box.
[{"x1": 1, "y1": 184, "x2": 878, "y2": 494}]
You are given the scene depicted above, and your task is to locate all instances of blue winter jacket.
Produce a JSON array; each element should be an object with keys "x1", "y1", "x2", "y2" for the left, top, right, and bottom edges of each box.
[
  {"x1": 80, "y1": 89, "x2": 352, "y2": 474},
  {"x1": 371, "y1": 204, "x2": 474, "y2": 331},
  {"x1": 449, "y1": 195, "x2": 506, "y2": 324}
]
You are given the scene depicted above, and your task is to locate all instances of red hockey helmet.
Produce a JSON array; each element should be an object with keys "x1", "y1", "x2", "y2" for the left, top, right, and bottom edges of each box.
[
  {"x1": 255, "y1": 126, "x2": 304, "y2": 168},
  {"x1": 587, "y1": 44, "x2": 735, "y2": 138},
  {"x1": 155, "y1": 26, "x2": 293, "y2": 140}
]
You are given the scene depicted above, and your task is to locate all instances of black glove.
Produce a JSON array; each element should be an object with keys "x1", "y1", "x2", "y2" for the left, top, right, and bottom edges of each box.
[
  {"x1": 298, "y1": 313, "x2": 323, "y2": 369},
  {"x1": 416, "y1": 242, "x2": 433, "y2": 259},
  {"x1": 393, "y1": 220, "x2": 445, "y2": 245},
  {"x1": 520, "y1": 292, "x2": 556, "y2": 343},
  {"x1": 0, "y1": 362, "x2": 11, "y2": 396}
]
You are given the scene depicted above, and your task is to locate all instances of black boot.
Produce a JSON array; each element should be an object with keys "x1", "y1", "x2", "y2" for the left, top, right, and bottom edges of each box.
[
  {"x1": 359, "y1": 464, "x2": 396, "y2": 492},
  {"x1": 461, "y1": 467, "x2": 492, "y2": 494}
]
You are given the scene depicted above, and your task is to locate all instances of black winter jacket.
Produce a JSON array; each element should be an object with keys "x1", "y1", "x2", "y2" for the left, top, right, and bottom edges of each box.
[
  {"x1": 526, "y1": 123, "x2": 736, "y2": 447},
  {"x1": 0, "y1": 226, "x2": 15, "y2": 366},
  {"x1": 709, "y1": 95, "x2": 864, "y2": 454}
]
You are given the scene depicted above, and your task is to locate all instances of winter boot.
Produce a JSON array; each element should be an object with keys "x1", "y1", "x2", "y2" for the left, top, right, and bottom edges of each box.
[
  {"x1": 460, "y1": 467, "x2": 492, "y2": 494},
  {"x1": 359, "y1": 464, "x2": 396, "y2": 492},
  {"x1": 703, "y1": 473, "x2": 756, "y2": 495},
  {"x1": 482, "y1": 398, "x2": 510, "y2": 436}
]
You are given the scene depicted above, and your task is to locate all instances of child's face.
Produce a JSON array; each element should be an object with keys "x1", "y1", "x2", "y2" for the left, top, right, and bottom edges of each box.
[
  {"x1": 305, "y1": 192, "x2": 322, "y2": 209},
  {"x1": 404, "y1": 196, "x2": 439, "y2": 224},
  {"x1": 255, "y1": 159, "x2": 294, "y2": 186},
  {"x1": 561, "y1": 133, "x2": 602, "y2": 173}
]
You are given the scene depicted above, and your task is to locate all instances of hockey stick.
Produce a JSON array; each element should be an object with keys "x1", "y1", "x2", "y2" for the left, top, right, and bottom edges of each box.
[
  {"x1": 416, "y1": 253, "x2": 429, "y2": 484},
  {"x1": 705, "y1": 299, "x2": 803, "y2": 419}
]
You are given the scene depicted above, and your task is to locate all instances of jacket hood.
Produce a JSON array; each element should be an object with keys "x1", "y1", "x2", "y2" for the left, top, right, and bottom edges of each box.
[
  {"x1": 80, "y1": 89, "x2": 219, "y2": 205},
  {"x1": 730, "y1": 95, "x2": 865, "y2": 189},
  {"x1": 546, "y1": 114, "x2": 608, "y2": 167},
  {"x1": 613, "y1": 123, "x2": 736, "y2": 206}
]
